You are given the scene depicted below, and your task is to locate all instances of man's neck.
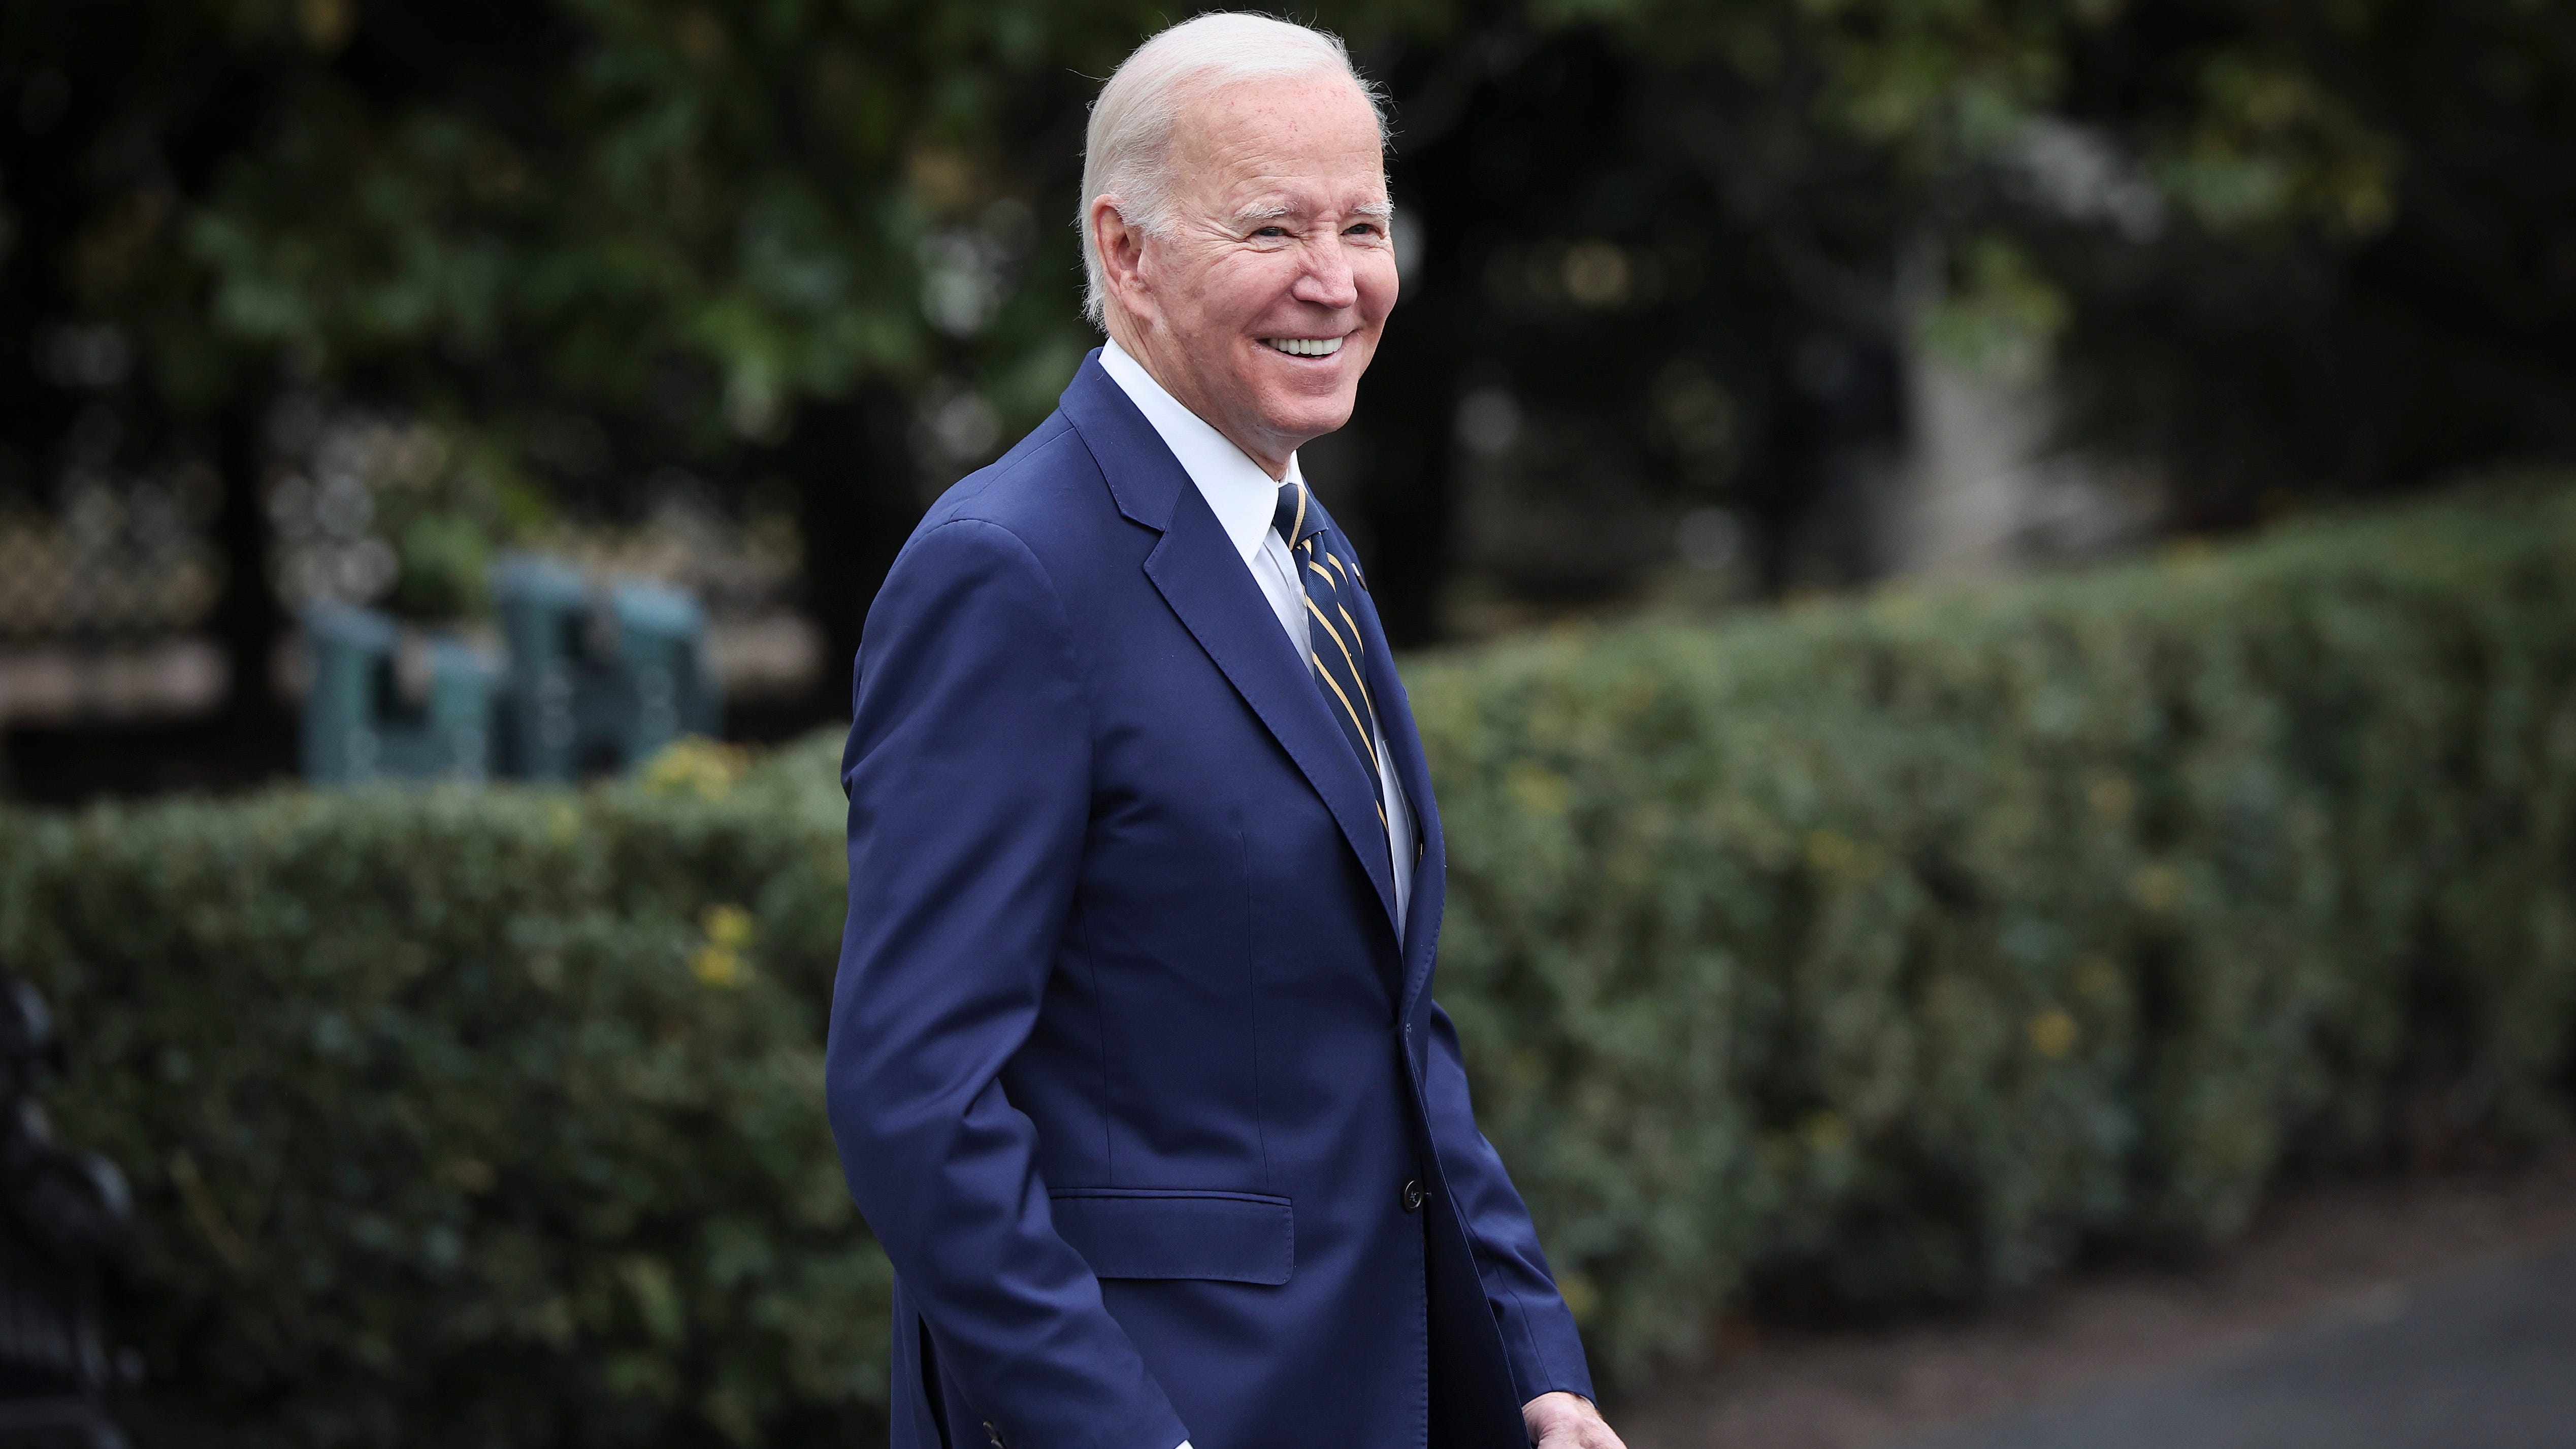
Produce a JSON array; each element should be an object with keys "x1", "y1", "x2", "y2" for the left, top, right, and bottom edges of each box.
[{"x1": 1103, "y1": 318, "x2": 1292, "y2": 479}]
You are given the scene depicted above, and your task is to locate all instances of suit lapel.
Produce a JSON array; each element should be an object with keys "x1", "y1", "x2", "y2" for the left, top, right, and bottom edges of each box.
[
  {"x1": 1343, "y1": 551, "x2": 1445, "y2": 1015},
  {"x1": 1060, "y1": 355, "x2": 1402, "y2": 935}
]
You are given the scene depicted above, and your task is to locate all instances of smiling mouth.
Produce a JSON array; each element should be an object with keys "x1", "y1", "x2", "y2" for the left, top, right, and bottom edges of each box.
[{"x1": 1263, "y1": 336, "x2": 1344, "y2": 358}]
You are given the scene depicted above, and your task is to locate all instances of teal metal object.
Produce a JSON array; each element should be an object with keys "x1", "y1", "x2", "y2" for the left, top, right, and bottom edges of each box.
[
  {"x1": 491, "y1": 554, "x2": 720, "y2": 780},
  {"x1": 607, "y1": 579, "x2": 722, "y2": 753},
  {"x1": 300, "y1": 604, "x2": 502, "y2": 784},
  {"x1": 490, "y1": 555, "x2": 590, "y2": 779}
]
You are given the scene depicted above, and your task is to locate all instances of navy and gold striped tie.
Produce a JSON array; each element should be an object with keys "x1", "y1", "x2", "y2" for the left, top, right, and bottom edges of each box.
[{"x1": 1273, "y1": 480, "x2": 1390, "y2": 843}]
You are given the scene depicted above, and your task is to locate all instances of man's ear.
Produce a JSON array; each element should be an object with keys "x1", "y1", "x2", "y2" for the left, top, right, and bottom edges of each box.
[{"x1": 1091, "y1": 196, "x2": 1154, "y2": 325}]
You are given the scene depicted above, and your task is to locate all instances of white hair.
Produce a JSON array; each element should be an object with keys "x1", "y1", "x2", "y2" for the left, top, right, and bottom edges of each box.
[{"x1": 1079, "y1": 12, "x2": 1388, "y2": 327}]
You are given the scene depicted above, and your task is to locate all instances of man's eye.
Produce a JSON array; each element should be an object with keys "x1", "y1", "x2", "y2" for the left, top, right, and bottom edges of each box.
[
  {"x1": 1346, "y1": 223, "x2": 1382, "y2": 238},
  {"x1": 1253, "y1": 225, "x2": 1289, "y2": 238}
]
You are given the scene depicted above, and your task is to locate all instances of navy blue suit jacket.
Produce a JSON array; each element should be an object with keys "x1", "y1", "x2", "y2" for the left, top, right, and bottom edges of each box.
[{"x1": 826, "y1": 352, "x2": 1593, "y2": 1449}]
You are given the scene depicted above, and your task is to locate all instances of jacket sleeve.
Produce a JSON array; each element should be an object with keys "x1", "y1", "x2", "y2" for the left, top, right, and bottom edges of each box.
[
  {"x1": 1420, "y1": 998, "x2": 1597, "y2": 1406},
  {"x1": 826, "y1": 517, "x2": 1190, "y2": 1449}
]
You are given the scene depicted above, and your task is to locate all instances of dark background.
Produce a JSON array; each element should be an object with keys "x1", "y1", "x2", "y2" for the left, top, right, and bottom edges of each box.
[{"x1": 5, "y1": 0, "x2": 2572, "y2": 803}]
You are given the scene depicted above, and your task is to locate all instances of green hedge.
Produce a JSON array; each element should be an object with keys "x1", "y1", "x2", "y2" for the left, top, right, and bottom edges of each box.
[
  {"x1": 1414, "y1": 482, "x2": 2576, "y2": 1371},
  {"x1": 0, "y1": 752, "x2": 875, "y2": 1449},
  {"x1": 8, "y1": 485, "x2": 2576, "y2": 1445}
]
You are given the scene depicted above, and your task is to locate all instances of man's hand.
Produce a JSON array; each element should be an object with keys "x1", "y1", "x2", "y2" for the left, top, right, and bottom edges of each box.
[{"x1": 1523, "y1": 1391, "x2": 1624, "y2": 1449}]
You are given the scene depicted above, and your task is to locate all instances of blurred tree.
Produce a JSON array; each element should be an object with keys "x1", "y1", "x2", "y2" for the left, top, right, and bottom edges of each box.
[
  {"x1": 5, "y1": 1, "x2": 1313, "y2": 735},
  {"x1": 1360, "y1": 9, "x2": 1922, "y2": 612},
  {"x1": 4, "y1": 0, "x2": 2569, "y2": 771},
  {"x1": 2031, "y1": 0, "x2": 2576, "y2": 527},
  {"x1": 1547, "y1": 0, "x2": 2576, "y2": 532},
  {"x1": 3, "y1": 2, "x2": 290, "y2": 760},
  {"x1": 3, "y1": 0, "x2": 1179, "y2": 732}
]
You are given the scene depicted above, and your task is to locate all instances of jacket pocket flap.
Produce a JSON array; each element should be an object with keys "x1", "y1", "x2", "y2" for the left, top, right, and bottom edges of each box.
[{"x1": 1049, "y1": 1190, "x2": 1292, "y2": 1285}]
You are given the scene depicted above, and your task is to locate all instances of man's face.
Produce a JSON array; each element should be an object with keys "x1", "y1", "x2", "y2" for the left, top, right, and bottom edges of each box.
[{"x1": 1098, "y1": 71, "x2": 1397, "y2": 475}]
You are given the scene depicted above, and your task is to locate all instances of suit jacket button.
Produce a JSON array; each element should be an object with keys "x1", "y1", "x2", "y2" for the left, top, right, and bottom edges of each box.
[{"x1": 1401, "y1": 1178, "x2": 1425, "y2": 1212}]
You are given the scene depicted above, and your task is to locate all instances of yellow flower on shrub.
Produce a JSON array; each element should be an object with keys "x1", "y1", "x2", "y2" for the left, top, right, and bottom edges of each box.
[
  {"x1": 2027, "y1": 1007, "x2": 2080, "y2": 1060},
  {"x1": 642, "y1": 736, "x2": 748, "y2": 800},
  {"x1": 690, "y1": 903, "x2": 757, "y2": 988},
  {"x1": 2073, "y1": 954, "x2": 2123, "y2": 1002},
  {"x1": 1506, "y1": 762, "x2": 1570, "y2": 817},
  {"x1": 1805, "y1": 829, "x2": 1881, "y2": 881},
  {"x1": 1807, "y1": 831, "x2": 1851, "y2": 875},
  {"x1": 2087, "y1": 775, "x2": 2135, "y2": 821},
  {"x1": 2130, "y1": 863, "x2": 2183, "y2": 914},
  {"x1": 1800, "y1": 1108, "x2": 1851, "y2": 1156}
]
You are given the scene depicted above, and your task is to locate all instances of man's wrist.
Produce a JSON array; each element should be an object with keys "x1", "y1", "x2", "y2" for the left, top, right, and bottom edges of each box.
[
  {"x1": 1522, "y1": 1390, "x2": 1620, "y2": 1449},
  {"x1": 1522, "y1": 1390, "x2": 1591, "y2": 1427}
]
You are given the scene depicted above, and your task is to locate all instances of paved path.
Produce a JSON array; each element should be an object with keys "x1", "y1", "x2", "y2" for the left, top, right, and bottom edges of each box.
[{"x1": 1905, "y1": 1243, "x2": 2576, "y2": 1449}]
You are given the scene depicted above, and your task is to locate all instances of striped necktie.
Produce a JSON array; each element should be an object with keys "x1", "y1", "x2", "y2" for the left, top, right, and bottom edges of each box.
[{"x1": 1273, "y1": 480, "x2": 1391, "y2": 844}]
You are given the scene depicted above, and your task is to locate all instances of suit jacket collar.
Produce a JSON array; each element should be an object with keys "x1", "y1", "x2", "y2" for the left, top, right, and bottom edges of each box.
[
  {"x1": 1068, "y1": 353, "x2": 1188, "y2": 531},
  {"x1": 1096, "y1": 337, "x2": 1306, "y2": 567},
  {"x1": 1059, "y1": 351, "x2": 1407, "y2": 938}
]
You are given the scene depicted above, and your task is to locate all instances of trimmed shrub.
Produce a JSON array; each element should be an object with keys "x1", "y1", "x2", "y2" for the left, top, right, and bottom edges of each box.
[
  {"x1": 1413, "y1": 482, "x2": 2576, "y2": 1374},
  {"x1": 5, "y1": 485, "x2": 2575, "y2": 1442},
  {"x1": 0, "y1": 750, "x2": 876, "y2": 1449}
]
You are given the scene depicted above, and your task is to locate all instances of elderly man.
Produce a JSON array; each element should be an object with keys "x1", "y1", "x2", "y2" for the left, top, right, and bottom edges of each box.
[{"x1": 825, "y1": 15, "x2": 1623, "y2": 1449}]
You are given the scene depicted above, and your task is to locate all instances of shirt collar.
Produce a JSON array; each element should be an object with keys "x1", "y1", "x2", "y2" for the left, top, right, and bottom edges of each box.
[{"x1": 1098, "y1": 336, "x2": 1301, "y2": 565}]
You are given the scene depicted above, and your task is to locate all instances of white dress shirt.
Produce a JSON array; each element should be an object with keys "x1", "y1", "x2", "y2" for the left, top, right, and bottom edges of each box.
[{"x1": 1098, "y1": 338, "x2": 1415, "y2": 934}]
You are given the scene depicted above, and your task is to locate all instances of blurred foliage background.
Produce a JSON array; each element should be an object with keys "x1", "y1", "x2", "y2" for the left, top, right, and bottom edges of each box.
[{"x1": 4, "y1": 0, "x2": 2572, "y2": 796}]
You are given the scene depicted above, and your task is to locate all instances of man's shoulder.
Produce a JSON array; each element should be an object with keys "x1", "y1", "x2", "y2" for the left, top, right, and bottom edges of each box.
[
  {"x1": 915, "y1": 410, "x2": 1107, "y2": 543},
  {"x1": 893, "y1": 409, "x2": 1148, "y2": 603}
]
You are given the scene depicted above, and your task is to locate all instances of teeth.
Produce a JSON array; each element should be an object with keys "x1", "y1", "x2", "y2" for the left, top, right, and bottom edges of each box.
[{"x1": 1266, "y1": 336, "x2": 1343, "y2": 357}]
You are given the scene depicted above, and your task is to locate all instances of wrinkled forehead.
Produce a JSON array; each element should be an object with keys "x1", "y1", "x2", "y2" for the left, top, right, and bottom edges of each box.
[{"x1": 1170, "y1": 72, "x2": 1388, "y2": 214}]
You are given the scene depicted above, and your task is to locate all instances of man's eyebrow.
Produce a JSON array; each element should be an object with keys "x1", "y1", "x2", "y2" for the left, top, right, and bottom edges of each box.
[{"x1": 1229, "y1": 199, "x2": 1395, "y2": 226}]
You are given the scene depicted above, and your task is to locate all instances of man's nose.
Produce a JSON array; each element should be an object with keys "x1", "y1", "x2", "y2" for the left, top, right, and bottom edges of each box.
[{"x1": 1290, "y1": 237, "x2": 1359, "y2": 310}]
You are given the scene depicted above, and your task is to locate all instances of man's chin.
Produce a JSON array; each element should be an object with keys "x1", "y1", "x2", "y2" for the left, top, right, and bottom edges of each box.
[
  {"x1": 1262, "y1": 400, "x2": 1357, "y2": 446},
  {"x1": 1247, "y1": 372, "x2": 1361, "y2": 433}
]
